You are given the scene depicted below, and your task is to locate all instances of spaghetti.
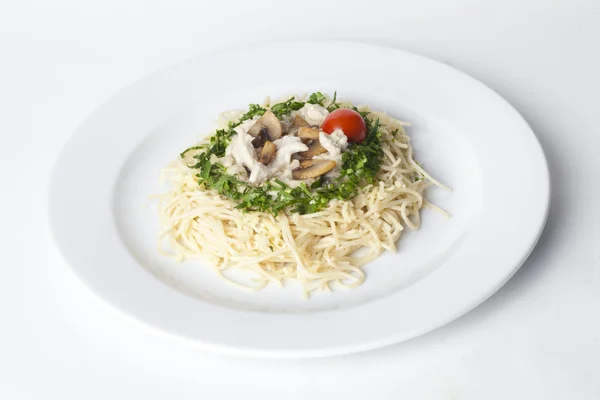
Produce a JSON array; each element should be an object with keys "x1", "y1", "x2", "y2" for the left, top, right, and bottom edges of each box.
[{"x1": 157, "y1": 96, "x2": 448, "y2": 296}]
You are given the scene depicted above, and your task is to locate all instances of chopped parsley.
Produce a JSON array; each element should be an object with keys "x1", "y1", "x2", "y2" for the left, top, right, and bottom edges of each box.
[
  {"x1": 307, "y1": 92, "x2": 326, "y2": 106},
  {"x1": 327, "y1": 91, "x2": 341, "y2": 112},
  {"x1": 180, "y1": 93, "x2": 384, "y2": 215},
  {"x1": 239, "y1": 104, "x2": 266, "y2": 121},
  {"x1": 270, "y1": 97, "x2": 304, "y2": 119}
]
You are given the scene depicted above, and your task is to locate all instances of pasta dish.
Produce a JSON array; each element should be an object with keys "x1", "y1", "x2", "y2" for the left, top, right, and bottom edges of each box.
[{"x1": 158, "y1": 92, "x2": 448, "y2": 296}]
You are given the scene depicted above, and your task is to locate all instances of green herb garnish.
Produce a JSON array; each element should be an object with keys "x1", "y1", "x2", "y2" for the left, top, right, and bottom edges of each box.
[
  {"x1": 351, "y1": 105, "x2": 370, "y2": 119},
  {"x1": 270, "y1": 97, "x2": 305, "y2": 119},
  {"x1": 327, "y1": 91, "x2": 341, "y2": 112},
  {"x1": 307, "y1": 92, "x2": 326, "y2": 106},
  {"x1": 238, "y1": 104, "x2": 266, "y2": 122}
]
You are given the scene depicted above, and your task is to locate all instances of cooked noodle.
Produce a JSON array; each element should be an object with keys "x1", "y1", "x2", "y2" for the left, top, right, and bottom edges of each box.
[{"x1": 157, "y1": 107, "x2": 448, "y2": 296}]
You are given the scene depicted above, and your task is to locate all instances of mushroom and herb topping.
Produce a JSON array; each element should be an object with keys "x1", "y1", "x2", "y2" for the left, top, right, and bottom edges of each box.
[{"x1": 179, "y1": 92, "x2": 384, "y2": 215}]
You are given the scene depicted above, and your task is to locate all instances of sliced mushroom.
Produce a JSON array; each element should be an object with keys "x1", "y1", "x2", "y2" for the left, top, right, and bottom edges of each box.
[
  {"x1": 292, "y1": 115, "x2": 309, "y2": 128},
  {"x1": 247, "y1": 110, "x2": 282, "y2": 140},
  {"x1": 299, "y1": 140, "x2": 328, "y2": 158},
  {"x1": 280, "y1": 120, "x2": 290, "y2": 135},
  {"x1": 292, "y1": 159, "x2": 336, "y2": 180},
  {"x1": 251, "y1": 128, "x2": 270, "y2": 148},
  {"x1": 298, "y1": 127, "x2": 321, "y2": 140},
  {"x1": 288, "y1": 116, "x2": 310, "y2": 136},
  {"x1": 259, "y1": 141, "x2": 276, "y2": 165}
]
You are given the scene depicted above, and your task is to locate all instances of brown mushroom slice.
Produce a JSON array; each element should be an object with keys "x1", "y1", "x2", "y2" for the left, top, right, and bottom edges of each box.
[
  {"x1": 299, "y1": 140, "x2": 328, "y2": 158},
  {"x1": 280, "y1": 120, "x2": 290, "y2": 135},
  {"x1": 292, "y1": 115, "x2": 310, "y2": 128},
  {"x1": 259, "y1": 141, "x2": 276, "y2": 165},
  {"x1": 247, "y1": 110, "x2": 282, "y2": 140},
  {"x1": 288, "y1": 115, "x2": 310, "y2": 136},
  {"x1": 297, "y1": 127, "x2": 321, "y2": 140},
  {"x1": 251, "y1": 128, "x2": 270, "y2": 148},
  {"x1": 292, "y1": 159, "x2": 336, "y2": 180}
]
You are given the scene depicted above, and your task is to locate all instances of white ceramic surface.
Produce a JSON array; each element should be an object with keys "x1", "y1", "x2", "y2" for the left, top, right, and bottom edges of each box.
[{"x1": 48, "y1": 41, "x2": 549, "y2": 357}]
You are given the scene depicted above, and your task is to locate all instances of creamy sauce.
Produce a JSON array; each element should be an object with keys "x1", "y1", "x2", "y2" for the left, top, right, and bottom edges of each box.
[
  {"x1": 296, "y1": 104, "x2": 329, "y2": 126},
  {"x1": 314, "y1": 129, "x2": 348, "y2": 179},
  {"x1": 319, "y1": 129, "x2": 348, "y2": 158},
  {"x1": 225, "y1": 132, "x2": 308, "y2": 185}
]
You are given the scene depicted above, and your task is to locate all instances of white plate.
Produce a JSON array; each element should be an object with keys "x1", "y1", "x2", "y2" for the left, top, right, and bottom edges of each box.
[{"x1": 48, "y1": 42, "x2": 549, "y2": 358}]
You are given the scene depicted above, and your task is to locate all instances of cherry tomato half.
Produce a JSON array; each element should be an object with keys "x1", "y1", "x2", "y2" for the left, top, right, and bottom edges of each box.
[{"x1": 321, "y1": 108, "x2": 367, "y2": 143}]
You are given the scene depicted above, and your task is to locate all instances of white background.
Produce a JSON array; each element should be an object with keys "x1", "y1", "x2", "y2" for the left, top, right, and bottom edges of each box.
[{"x1": 1, "y1": 0, "x2": 599, "y2": 398}]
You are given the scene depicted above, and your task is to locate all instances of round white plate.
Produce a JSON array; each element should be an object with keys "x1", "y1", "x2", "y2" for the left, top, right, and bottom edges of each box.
[{"x1": 48, "y1": 41, "x2": 549, "y2": 358}]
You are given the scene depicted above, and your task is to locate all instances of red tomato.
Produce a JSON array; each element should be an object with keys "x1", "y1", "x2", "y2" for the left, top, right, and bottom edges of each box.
[{"x1": 321, "y1": 108, "x2": 367, "y2": 143}]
